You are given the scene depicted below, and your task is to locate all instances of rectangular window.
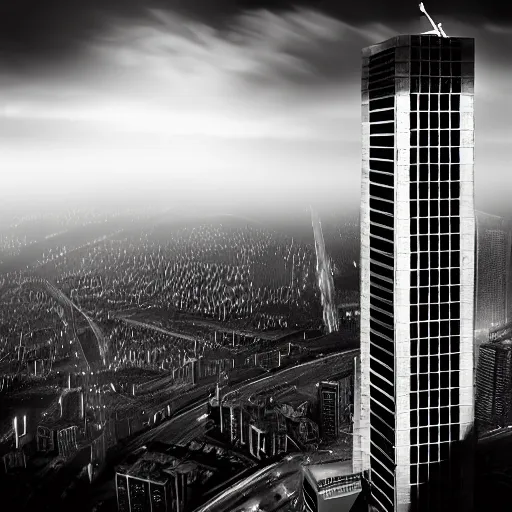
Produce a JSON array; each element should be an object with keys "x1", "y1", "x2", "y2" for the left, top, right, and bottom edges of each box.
[
  {"x1": 370, "y1": 135, "x2": 394, "y2": 147},
  {"x1": 370, "y1": 159, "x2": 395, "y2": 174},
  {"x1": 370, "y1": 147, "x2": 395, "y2": 160},
  {"x1": 370, "y1": 223, "x2": 394, "y2": 242},
  {"x1": 370, "y1": 96, "x2": 395, "y2": 111},
  {"x1": 370, "y1": 198, "x2": 394, "y2": 216},
  {"x1": 370, "y1": 109, "x2": 395, "y2": 123},
  {"x1": 369, "y1": 86, "x2": 395, "y2": 100},
  {"x1": 370, "y1": 293, "x2": 394, "y2": 314},
  {"x1": 370, "y1": 209, "x2": 394, "y2": 228},
  {"x1": 370, "y1": 122, "x2": 395, "y2": 135}
]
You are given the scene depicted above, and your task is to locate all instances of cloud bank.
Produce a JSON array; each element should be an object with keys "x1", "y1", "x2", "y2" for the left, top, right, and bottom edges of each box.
[{"x1": 1, "y1": 6, "x2": 511, "y2": 215}]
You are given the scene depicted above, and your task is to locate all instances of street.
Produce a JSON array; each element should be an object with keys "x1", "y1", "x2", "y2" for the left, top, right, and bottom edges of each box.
[
  {"x1": 194, "y1": 455, "x2": 305, "y2": 512},
  {"x1": 43, "y1": 279, "x2": 105, "y2": 366},
  {"x1": 87, "y1": 347, "x2": 358, "y2": 510}
]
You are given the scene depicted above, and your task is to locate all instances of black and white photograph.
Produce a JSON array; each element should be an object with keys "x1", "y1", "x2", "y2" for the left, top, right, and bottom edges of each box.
[{"x1": 0, "y1": 1, "x2": 511, "y2": 511}]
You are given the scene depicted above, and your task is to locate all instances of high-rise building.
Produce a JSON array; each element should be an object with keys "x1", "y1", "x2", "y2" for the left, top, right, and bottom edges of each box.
[
  {"x1": 359, "y1": 33, "x2": 475, "y2": 511},
  {"x1": 319, "y1": 381, "x2": 339, "y2": 439},
  {"x1": 318, "y1": 373, "x2": 353, "y2": 440},
  {"x1": 475, "y1": 340, "x2": 512, "y2": 430},
  {"x1": 475, "y1": 211, "x2": 512, "y2": 332}
]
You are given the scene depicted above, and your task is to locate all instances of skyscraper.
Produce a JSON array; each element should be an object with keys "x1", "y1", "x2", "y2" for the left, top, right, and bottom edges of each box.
[
  {"x1": 475, "y1": 211, "x2": 512, "y2": 332},
  {"x1": 475, "y1": 339, "x2": 512, "y2": 430},
  {"x1": 359, "y1": 34, "x2": 475, "y2": 511}
]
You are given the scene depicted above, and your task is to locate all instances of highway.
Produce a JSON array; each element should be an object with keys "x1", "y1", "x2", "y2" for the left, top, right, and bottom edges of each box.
[
  {"x1": 119, "y1": 401, "x2": 209, "y2": 457},
  {"x1": 194, "y1": 454, "x2": 304, "y2": 512},
  {"x1": 224, "y1": 348, "x2": 358, "y2": 402},
  {"x1": 116, "y1": 314, "x2": 198, "y2": 344},
  {"x1": 86, "y1": 347, "x2": 358, "y2": 509},
  {"x1": 42, "y1": 279, "x2": 106, "y2": 367}
]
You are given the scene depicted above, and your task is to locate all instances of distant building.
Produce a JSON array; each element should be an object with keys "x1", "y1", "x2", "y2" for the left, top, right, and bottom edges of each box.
[
  {"x1": 209, "y1": 380, "x2": 291, "y2": 454},
  {"x1": 248, "y1": 411, "x2": 288, "y2": 460},
  {"x1": 475, "y1": 212, "x2": 512, "y2": 332},
  {"x1": 318, "y1": 373, "x2": 353, "y2": 440},
  {"x1": 36, "y1": 389, "x2": 85, "y2": 457},
  {"x1": 36, "y1": 423, "x2": 82, "y2": 458},
  {"x1": 254, "y1": 349, "x2": 281, "y2": 370},
  {"x1": 116, "y1": 449, "x2": 202, "y2": 512},
  {"x1": 248, "y1": 422, "x2": 267, "y2": 459},
  {"x1": 36, "y1": 425, "x2": 56, "y2": 453},
  {"x1": 2, "y1": 449, "x2": 26, "y2": 473},
  {"x1": 475, "y1": 340, "x2": 512, "y2": 429},
  {"x1": 60, "y1": 388, "x2": 84, "y2": 421},
  {"x1": 338, "y1": 303, "x2": 360, "y2": 329},
  {"x1": 303, "y1": 460, "x2": 362, "y2": 512},
  {"x1": 319, "y1": 382, "x2": 340, "y2": 439},
  {"x1": 216, "y1": 398, "x2": 244, "y2": 446}
]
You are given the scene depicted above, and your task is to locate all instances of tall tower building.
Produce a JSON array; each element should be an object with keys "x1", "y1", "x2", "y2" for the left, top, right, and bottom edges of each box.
[
  {"x1": 475, "y1": 211, "x2": 512, "y2": 332},
  {"x1": 359, "y1": 34, "x2": 475, "y2": 511}
]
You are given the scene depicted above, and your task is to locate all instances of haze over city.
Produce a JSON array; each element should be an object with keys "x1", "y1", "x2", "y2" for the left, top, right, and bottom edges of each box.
[{"x1": 1, "y1": 0, "x2": 512, "y2": 217}]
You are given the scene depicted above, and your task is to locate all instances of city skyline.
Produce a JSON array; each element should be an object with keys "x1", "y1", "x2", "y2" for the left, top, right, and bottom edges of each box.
[{"x1": 0, "y1": 2, "x2": 511, "y2": 217}]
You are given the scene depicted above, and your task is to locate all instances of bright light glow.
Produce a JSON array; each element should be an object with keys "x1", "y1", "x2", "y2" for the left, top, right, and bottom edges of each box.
[
  {"x1": 0, "y1": 12, "x2": 509, "y2": 212},
  {"x1": 0, "y1": 9, "x2": 372, "y2": 211}
]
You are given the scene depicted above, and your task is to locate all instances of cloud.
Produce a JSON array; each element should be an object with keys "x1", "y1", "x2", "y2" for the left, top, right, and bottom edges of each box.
[
  {"x1": 484, "y1": 23, "x2": 512, "y2": 34},
  {"x1": 0, "y1": 7, "x2": 375, "y2": 211},
  {"x1": 1, "y1": 6, "x2": 512, "y2": 214},
  {"x1": 2, "y1": 8, "x2": 376, "y2": 143}
]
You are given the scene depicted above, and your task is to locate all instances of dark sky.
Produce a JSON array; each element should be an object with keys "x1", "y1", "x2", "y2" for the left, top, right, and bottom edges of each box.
[
  {"x1": 1, "y1": 1, "x2": 511, "y2": 217},
  {"x1": 0, "y1": 0, "x2": 504, "y2": 65}
]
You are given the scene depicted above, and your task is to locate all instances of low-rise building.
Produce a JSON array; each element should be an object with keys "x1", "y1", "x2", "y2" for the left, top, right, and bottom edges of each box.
[
  {"x1": 303, "y1": 460, "x2": 362, "y2": 512},
  {"x1": 116, "y1": 449, "x2": 202, "y2": 512}
]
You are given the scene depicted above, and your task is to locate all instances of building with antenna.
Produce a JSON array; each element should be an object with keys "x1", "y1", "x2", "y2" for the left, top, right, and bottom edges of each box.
[{"x1": 358, "y1": 4, "x2": 475, "y2": 511}]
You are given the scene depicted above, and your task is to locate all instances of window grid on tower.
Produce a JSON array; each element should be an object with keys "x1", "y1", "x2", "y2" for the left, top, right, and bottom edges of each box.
[
  {"x1": 367, "y1": 45, "x2": 397, "y2": 512},
  {"x1": 475, "y1": 214, "x2": 511, "y2": 331},
  {"x1": 408, "y1": 35, "x2": 462, "y2": 503}
]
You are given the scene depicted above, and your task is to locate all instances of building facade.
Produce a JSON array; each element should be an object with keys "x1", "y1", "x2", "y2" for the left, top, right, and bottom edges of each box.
[
  {"x1": 475, "y1": 340, "x2": 512, "y2": 429},
  {"x1": 359, "y1": 35, "x2": 475, "y2": 511},
  {"x1": 475, "y1": 211, "x2": 512, "y2": 332},
  {"x1": 116, "y1": 451, "x2": 199, "y2": 512},
  {"x1": 303, "y1": 460, "x2": 362, "y2": 512},
  {"x1": 318, "y1": 373, "x2": 353, "y2": 440},
  {"x1": 319, "y1": 382, "x2": 340, "y2": 440}
]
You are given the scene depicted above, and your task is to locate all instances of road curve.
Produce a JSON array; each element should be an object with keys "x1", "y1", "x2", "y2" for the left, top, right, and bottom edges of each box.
[
  {"x1": 194, "y1": 455, "x2": 305, "y2": 512},
  {"x1": 116, "y1": 315, "x2": 198, "y2": 343},
  {"x1": 43, "y1": 279, "x2": 106, "y2": 366},
  {"x1": 224, "y1": 348, "x2": 359, "y2": 402}
]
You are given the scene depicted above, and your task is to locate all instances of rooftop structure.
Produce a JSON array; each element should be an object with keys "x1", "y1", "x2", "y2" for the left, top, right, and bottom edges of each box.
[
  {"x1": 419, "y1": 3, "x2": 448, "y2": 38},
  {"x1": 116, "y1": 444, "x2": 217, "y2": 512},
  {"x1": 303, "y1": 460, "x2": 361, "y2": 512}
]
